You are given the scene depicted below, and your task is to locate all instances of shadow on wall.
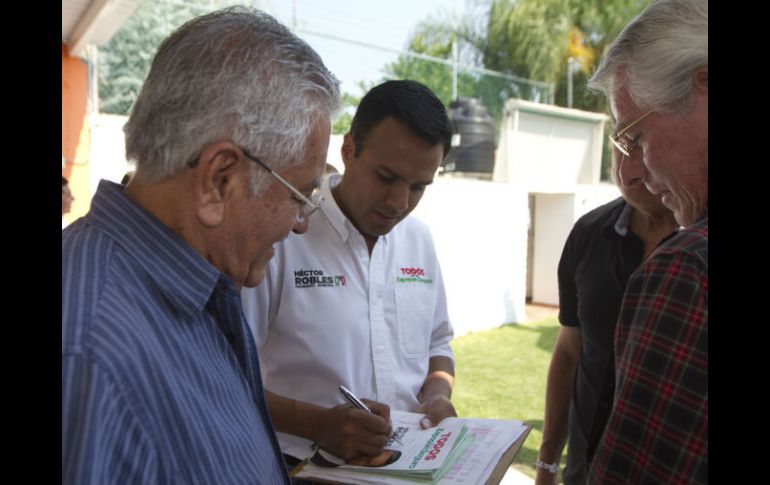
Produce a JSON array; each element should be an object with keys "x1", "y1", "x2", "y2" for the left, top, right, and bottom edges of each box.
[{"x1": 502, "y1": 288, "x2": 520, "y2": 325}]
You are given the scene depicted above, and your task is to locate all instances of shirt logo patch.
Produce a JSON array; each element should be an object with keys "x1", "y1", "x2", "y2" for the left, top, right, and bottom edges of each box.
[
  {"x1": 396, "y1": 267, "x2": 433, "y2": 284},
  {"x1": 294, "y1": 269, "x2": 346, "y2": 288}
]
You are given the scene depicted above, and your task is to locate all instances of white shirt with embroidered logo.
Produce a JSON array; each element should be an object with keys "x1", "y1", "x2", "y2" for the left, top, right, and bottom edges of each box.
[{"x1": 241, "y1": 173, "x2": 454, "y2": 455}]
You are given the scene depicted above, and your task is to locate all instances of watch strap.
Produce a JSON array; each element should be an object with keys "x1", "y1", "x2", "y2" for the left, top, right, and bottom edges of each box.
[{"x1": 535, "y1": 459, "x2": 559, "y2": 473}]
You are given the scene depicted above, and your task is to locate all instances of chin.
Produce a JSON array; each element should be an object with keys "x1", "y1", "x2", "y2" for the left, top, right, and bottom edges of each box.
[
  {"x1": 371, "y1": 219, "x2": 399, "y2": 235},
  {"x1": 244, "y1": 246, "x2": 276, "y2": 288},
  {"x1": 675, "y1": 212, "x2": 694, "y2": 228},
  {"x1": 243, "y1": 266, "x2": 268, "y2": 288}
]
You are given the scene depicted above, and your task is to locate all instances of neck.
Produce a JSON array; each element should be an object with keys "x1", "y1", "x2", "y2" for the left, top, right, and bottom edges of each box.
[
  {"x1": 331, "y1": 181, "x2": 378, "y2": 255},
  {"x1": 125, "y1": 175, "x2": 204, "y2": 254},
  {"x1": 362, "y1": 234, "x2": 377, "y2": 255},
  {"x1": 629, "y1": 205, "x2": 679, "y2": 257}
]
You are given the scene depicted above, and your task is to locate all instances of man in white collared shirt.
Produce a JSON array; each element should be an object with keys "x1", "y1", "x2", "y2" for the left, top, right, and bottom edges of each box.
[{"x1": 242, "y1": 80, "x2": 456, "y2": 468}]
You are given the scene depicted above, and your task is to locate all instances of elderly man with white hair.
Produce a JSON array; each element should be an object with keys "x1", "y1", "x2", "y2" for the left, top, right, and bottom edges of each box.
[
  {"x1": 62, "y1": 7, "x2": 340, "y2": 484},
  {"x1": 584, "y1": 0, "x2": 708, "y2": 483}
]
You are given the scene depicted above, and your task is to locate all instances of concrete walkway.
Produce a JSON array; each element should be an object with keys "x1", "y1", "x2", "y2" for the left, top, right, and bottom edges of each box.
[
  {"x1": 499, "y1": 466, "x2": 534, "y2": 485},
  {"x1": 523, "y1": 302, "x2": 559, "y2": 323}
]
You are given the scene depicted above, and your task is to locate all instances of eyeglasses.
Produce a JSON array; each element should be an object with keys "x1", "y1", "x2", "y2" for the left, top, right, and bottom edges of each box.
[
  {"x1": 609, "y1": 109, "x2": 654, "y2": 157},
  {"x1": 241, "y1": 148, "x2": 323, "y2": 223}
]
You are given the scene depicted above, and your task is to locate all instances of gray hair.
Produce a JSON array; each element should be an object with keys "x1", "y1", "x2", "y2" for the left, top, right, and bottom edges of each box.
[
  {"x1": 124, "y1": 6, "x2": 340, "y2": 193},
  {"x1": 588, "y1": 0, "x2": 707, "y2": 113}
]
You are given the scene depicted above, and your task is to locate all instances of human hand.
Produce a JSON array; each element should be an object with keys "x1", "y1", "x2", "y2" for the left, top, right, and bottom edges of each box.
[
  {"x1": 314, "y1": 399, "x2": 392, "y2": 460},
  {"x1": 416, "y1": 394, "x2": 456, "y2": 429},
  {"x1": 346, "y1": 449, "x2": 401, "y2": 468},
  {"x1": 534, "y1": 467, "x2": 559, "y2": 485}
]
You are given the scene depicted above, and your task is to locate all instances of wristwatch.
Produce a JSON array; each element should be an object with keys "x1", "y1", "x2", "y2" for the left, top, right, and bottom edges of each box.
[{"x1": 535, "y1": 460, "x2": 559, "y2": 474}]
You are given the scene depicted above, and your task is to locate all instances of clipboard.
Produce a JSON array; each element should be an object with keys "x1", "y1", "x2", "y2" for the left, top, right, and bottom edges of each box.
[
  {"x1": 290, "y1": 422, "x2": 534, "y2": 485},
  {"x1": 485, "y1": 423, "x2": 533, "y2": 485}
]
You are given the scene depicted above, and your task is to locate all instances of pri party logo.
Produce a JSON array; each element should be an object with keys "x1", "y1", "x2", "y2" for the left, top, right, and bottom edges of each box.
[{"x1": 294, "y1": 269, "x2": 346, "y2": 289}]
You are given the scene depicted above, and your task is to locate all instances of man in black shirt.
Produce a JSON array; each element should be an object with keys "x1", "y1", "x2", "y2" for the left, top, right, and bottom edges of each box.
[{"x1": 535, "y1": 151, "x2": 678, "y2": 484}]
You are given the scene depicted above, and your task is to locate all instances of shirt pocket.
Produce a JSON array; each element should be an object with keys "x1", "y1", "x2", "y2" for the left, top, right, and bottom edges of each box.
[{"x1": 394, "y1": 286, "x2": 436, "y2": 359}]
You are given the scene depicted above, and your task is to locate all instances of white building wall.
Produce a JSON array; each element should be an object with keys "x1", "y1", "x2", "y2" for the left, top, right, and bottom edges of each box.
[
  {"x1": 89, "y1": 114, "x2": 130, "y2": 194},
  {"x1": 326, "y1": 134, "x2": 345, "y2": 173},
  {"x1": 531, "y1": 193, "x2": 573, "y2": 305},
  {"x1": 528, "y1": 184, "x2": 620, "y2": 307},
  {"x1": 493, "y1": 99, "x2": 609, "y2": 190},
  {"x1": 508, "y1": 113, "x2": 593, "y2": 190},
  {"x1": 490, "y1": 99, "x2": 614, "y2": 308},
  {"x1": 573, "y1": 183, "x2": 622, "y2": 220},
  {"x1": 412, "y1": 177, "x2": 529, "y2": 336}
]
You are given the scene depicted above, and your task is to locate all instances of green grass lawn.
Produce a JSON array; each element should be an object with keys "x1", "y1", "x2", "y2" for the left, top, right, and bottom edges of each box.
[{"x1": 451, "y1": 316, "x2": 560, "y2": 480}]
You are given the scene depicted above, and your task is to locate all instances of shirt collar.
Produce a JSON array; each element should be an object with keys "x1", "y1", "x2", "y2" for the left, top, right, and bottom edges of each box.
[
  {"x1": 318, "y1": 173, "x2": 356, "y2": 242},
  {"x1": 85, "y1": 179, "x2": 227, "y2": 319},
  {"x1": 613, "y1": 201, "x2": 633, "y2": 236}
]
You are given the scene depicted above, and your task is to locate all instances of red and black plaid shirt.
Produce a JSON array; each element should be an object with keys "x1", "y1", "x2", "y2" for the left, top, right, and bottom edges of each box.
[{"x1": 588, "y1": 216, "x2": 708, "y2": 484}]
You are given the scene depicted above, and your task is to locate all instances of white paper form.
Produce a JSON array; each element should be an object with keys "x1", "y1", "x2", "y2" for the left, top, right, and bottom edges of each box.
[
  {"x1": 294, "y1": 411, "x2": 529, "y2": 485},
  {"x1": 438, "y1": 417, "x2": 528, "y2": 484}
]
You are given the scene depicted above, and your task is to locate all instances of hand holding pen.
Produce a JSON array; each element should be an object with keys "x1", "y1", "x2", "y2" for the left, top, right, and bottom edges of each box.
[
  {"x1": 339, "y1": 386, "x2": 404, "y2": 445},
  {"x1": 311, "y1": 388, "x2": 394, "y2": 460}
]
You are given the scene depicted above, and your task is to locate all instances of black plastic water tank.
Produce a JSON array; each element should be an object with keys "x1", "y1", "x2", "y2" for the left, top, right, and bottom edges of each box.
[{"x1": 443, "y1": 97, "x2": 496, "y2": 173}]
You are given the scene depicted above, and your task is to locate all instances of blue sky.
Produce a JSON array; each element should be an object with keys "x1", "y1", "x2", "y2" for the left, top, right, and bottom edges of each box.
[{"x1": 263, "y1": 0, "x2": 467, "y2": 96}]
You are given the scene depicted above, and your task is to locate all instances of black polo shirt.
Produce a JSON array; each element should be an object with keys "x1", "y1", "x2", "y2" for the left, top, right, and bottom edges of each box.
[{"x1": 557, "y1": 196, "x2": 645, "y2": 485}]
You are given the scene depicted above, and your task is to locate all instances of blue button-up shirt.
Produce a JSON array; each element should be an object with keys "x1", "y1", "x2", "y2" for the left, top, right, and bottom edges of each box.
[{"x1": 62, "y1": 180, "x2": 289, "y2": 485}]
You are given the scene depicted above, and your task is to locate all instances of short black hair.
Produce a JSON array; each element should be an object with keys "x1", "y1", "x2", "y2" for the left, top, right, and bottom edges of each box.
[{"x1": 350, "y1": 80, "x2": 451, "y2": 158}]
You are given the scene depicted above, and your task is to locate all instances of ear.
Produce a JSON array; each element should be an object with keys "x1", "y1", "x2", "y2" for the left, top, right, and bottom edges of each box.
[
  {"x1": 341, "y1": 133, "x2": 356, "y2": 169},
  {"x1": 693, "y1": 65, "x2": 708, "y2": 93},
  {"x1": 193, "y1": 142, "x2": 241, "y2": 228}
]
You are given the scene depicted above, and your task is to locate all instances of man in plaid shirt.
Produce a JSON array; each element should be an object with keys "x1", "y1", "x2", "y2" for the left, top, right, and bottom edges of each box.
[{"x1": 584, "y1": 0, "x2": 708, "y2": 483}]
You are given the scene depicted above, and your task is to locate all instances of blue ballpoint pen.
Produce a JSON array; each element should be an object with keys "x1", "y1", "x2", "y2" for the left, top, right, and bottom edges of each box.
[{"x1": 339, "y1": 385, "x2": 404, "y2": 445}]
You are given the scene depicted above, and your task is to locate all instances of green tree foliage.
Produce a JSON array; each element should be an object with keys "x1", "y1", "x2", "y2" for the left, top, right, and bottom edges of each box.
[
  {"x1": 380, "y1": 0, "x2": 651, "y2": 115},
  {"x1": 381, "y1": 17, "x2": 548, "y2": 139},
  {"x1": 483, "y1": 0, "x2": 570, "y2": 87},
  {"x1": 98, "y1": 0, "x2": 237, "y2": 115},
  {"x1": 331, "y1": 100, "x2": 355, "y2": 135},
  {"x1": 332, "y1": 84, "x2": 375, "y2": 135},
  {"x1": 381, "y1": 19, "x2": 456, "y2": 107},
  {"x1": 480, "y1": 0, "x2": 652, "y2": 112}
]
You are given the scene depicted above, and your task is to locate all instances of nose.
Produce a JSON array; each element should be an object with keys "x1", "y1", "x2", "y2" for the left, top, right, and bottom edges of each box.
[
  {"x1": 291, "y1": 214, "x2": 310, "y2": 234},
  {"x1": 617, "y1": 153, "x2": 646, "y2": 188},
  {"x1": 386, "y1": 182, "x2": 410, "y2": 213}
]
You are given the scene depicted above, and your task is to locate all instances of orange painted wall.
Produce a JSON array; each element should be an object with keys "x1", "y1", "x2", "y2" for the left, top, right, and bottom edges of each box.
[{"x1": 61, "y1": 43, "x2": 91, "y2": 223}]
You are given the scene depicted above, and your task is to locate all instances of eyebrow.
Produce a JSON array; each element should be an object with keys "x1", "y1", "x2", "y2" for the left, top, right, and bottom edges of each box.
[
  {"x1": 616, "y1": 123, "x2": 634, "y2": 137},
  {"x1": 616, "y1": 109, "x2": 654, "y2": 137},
  {"x1": 376, "y1": 165, "x2": 434, "y2": 187},
  {"x1": 610, "y1": 115, "x2": 624, "y2": 133},
  {"x1": 609, "y1": 110, "x2": 630, "y2": 131}
]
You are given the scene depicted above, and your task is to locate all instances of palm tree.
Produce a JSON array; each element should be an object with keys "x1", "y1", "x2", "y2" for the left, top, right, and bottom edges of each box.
[{"x1": 477, "y1": 0, "x2": 652, "y2": 111}]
